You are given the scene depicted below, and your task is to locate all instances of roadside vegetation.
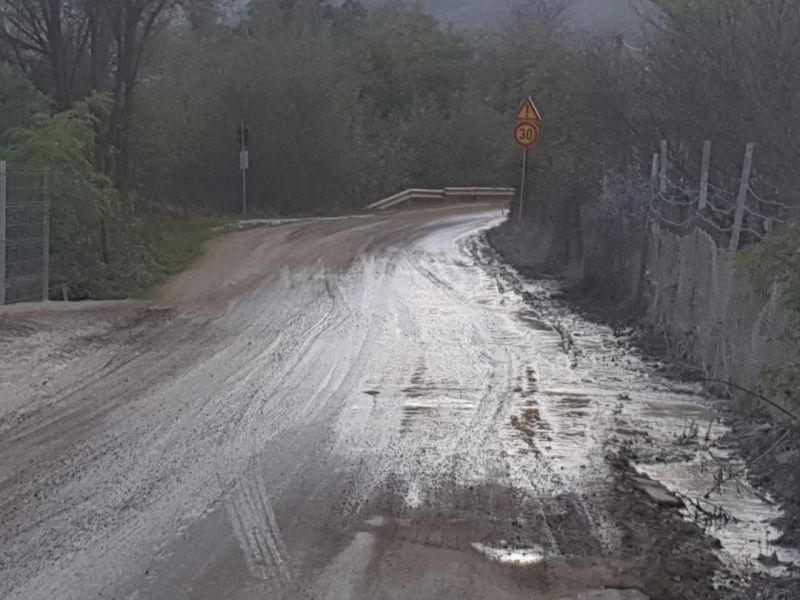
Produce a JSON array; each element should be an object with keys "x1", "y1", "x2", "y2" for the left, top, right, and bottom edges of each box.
[
  {"x1": 738, "y1": 226, "x2": 800, "y2": 411},
  {"x1": 0, "y1": 0, "x2": 528, "y2": 299}
]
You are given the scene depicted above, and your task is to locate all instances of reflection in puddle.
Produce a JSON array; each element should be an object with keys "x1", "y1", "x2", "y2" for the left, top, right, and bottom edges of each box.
[
  {"x1": 471, "y1": 542, "x2": 546, "y2": 565},
  {"x1": 400, "y1": 396, "x2": 476, "y2": 434},
  {"x1": 638, "y1": 460, "x2": 800, "y2": 576},
  {"x1": 403, "y1": 385, "x2": 474, "y2": 399},
  {"x1": 559, "y1": 396, "x2": 591, "y2": 408},
  {"x1": 403, "y1": 397, "x2": 475, "y2": 413},
  {"x1": 517, "y1": 309, "x2": 554, "y2": 332}
]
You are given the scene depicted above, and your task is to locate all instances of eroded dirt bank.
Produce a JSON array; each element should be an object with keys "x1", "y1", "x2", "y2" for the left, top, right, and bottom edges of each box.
[{"x1": 1, "y1": 206, "x2": 797, "y2": 599}]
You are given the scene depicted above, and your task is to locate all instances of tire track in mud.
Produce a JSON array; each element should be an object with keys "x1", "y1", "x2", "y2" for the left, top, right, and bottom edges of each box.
[
  {"x1": 380, "y1": 224, "x2": 624, "y2": 565},
  {"x1": 407, "y1": 235, "x2": 536, "y2": 449},
  {"x1": 222, "y1": 272, "x2": 352, "y2": 446},
  {"x1": 225, "y1": 466, "x2": 292, "y2": 584},
  {"x1": 355, "y1": 231, "x2": 539, "y2": 514},
  {"x1": 0, "y1": 317, "x2": 209, "y2": 448},
  {"x1": 184, "y1": 260, "x2": 398, "y2": 588},
  {"x1": 4, "y1": 208, "x2": 537, "y2": 600},
  {"x1": 0, "y1": 270, "x2": 357, "y2": 599}
]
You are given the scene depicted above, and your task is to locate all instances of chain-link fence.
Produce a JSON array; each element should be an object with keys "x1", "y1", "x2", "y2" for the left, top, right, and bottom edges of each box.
[{"x1": 0, "y1": 161, "x2": 49, "y2": 305}]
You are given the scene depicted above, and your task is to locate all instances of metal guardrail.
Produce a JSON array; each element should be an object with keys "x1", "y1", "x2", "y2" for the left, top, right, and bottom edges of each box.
[{"x1": 365, "y1": 187, "x2": 515, "y2": 211}]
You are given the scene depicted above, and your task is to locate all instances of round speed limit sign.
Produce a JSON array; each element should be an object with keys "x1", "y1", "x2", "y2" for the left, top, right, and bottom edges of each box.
[{"x1": 514, "y1": 122, "x2": 539, "y2": 148}]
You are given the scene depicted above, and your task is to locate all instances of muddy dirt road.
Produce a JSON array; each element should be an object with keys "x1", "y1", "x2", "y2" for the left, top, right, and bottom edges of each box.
[{"x1": 1, "y1": 206, "x2": 797, "y2": 599}]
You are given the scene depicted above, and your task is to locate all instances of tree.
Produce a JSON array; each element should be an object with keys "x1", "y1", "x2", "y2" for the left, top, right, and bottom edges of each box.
[
  {"x1": 0, "y1": 63, "x2": 46, "y2": 142},
  {"x1": 0, "y1": 0, "x2": 92, "y2": 109},
  {"x1": 246, "y1": 0, "x2": 334, "y2": 34},
  {"x1": 355, "y1": 3, "x2": 471, "y2": 116},
  {"x1": 0, "y1": 0, "x2": 205, "y2": 190},
  {"x1": 98, "y1": 0, "x2": 187, "y2": 189},
  {"x1": 646, "y1": 0, "x2": 800, "y2": 194}
]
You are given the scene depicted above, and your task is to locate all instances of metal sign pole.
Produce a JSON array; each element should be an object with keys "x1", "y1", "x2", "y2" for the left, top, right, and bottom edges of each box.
[
  {"x1": 518, "y1": 147, "x2": 528, "y2": 225},
  {"x1": 513, "y1": 97, "x2": 541, "y2": 227},
  {"x1": 242, "y1": 165, "x2": 247, "y2": 217},
  {"x1": 240, "y1": 124, "x2": 248, "y2": 217},
  {"x1": 42, "y1": 169, "x2": 50, "y2": 302}
]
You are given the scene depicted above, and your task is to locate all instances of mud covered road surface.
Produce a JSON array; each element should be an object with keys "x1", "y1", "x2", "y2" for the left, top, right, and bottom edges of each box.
[{"x1": 1, "y1": 205, "x2": 798, "y2": 599}]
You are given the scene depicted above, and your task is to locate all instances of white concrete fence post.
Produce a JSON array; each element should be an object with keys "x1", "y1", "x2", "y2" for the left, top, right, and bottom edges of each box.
[
  {"x1": 650, "y1": 153, "x2": 659, "y2": 194},
  {"x1": 729, "y1": 143, "x2": 755, "y2": 252},
  {"x1": 698, "y1": 140, "x2": 711, "y2": 211}
]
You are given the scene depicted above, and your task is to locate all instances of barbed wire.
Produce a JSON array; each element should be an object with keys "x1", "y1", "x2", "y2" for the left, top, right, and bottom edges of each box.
[
  {"x1": 740, "y1": 227, "x2": 766, "y2": 241},
  {"x1": 695, "y1": 211, "x2": 733, "y2": 233},
  {"x1": 656, "y1": 191, "x2": 696, "y2": 207},
  {"x1": 707, "y1": 183, "x2": 737, "y2": 200},
  {"x1": 666, "y1": 179, "x2": 698, "y2": 198},
  {"x1": 705, "y1": 200, "x2": 735, "y2": 216},
  {"x1": 747, "y1": 185, "x2": 798, "y2": 211},
  {"x1": 743, "y1": 203, "x2": 787, "y2": 224},
  {"x1": 650, "y1": 195, "x2": 695, "y2": 228}
]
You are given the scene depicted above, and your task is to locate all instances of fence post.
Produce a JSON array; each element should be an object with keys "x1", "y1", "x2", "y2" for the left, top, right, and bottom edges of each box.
[
  {"x1": 729, "y1": 143, "x2": 755, "y2": 252},
  {"x1": 659, "y1": 140, "x2": 668, "y2": 194},
  {"x1": 649, "y1": 153, "x2": 659, "y2": 192},
  {"x1": 42, "y1": 169, "x2": 50, "y2": 302},
  {"x1": 0, "y1": 161, "x2": 5, "y2": 306},
  {"x1": 698, "y1": 140, "x2": 711, "y2": 210}
]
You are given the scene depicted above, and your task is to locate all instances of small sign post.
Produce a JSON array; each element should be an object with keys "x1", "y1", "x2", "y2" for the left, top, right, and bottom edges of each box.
[
  {"x1": 238, "y1": 124, "x2": 250, "y2": 216},
  {"x1": 514, "y1": 97, "x2": 542, "y2": 225}
]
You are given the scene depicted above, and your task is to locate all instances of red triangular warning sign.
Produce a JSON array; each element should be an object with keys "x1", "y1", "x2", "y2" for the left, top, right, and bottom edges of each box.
[{"x1": 516, "y1": 97, "x2": 542, "y2": 124}]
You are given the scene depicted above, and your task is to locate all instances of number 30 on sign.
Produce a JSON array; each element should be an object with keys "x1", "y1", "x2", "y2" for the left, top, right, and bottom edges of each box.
[{"x1": 514, "y1": 122, "x2": 539, "y2": 148}]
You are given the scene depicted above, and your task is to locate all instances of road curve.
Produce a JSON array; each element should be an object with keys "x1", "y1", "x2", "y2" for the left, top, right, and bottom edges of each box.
[{"x1": 0, "y1": 205, "x2": 771, "y2": 599}]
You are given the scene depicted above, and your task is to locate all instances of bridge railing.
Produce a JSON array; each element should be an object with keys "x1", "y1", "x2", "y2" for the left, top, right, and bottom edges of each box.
[{"x1": 365, "y1": 187, "x2": 515, "y2": 211}]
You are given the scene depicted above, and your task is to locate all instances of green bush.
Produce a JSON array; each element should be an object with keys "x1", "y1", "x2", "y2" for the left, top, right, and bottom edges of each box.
[
  {"x1": 0, "y1": 64, "x2": 46, "y2": 143},
  {"x1": 3, "y1": 94, "x2": 216, "y2": 299},
  {"x1": 739, "y1": 226, "x2": 800, "y2": 410}
]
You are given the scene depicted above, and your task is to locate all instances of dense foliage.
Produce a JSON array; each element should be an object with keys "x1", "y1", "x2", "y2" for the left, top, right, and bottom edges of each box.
[
  {"x1": 739, "y1": 225, "x2": 800, "y2": 409},
  {"x1": 129, "y1": 1, "x2": 515, "y2": 214}
]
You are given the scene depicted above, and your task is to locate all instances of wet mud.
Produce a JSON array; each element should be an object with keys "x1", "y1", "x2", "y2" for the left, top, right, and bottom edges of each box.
[
  {"x1": 1, "y1": 207, "x2": 797, "y2": 599},
  {"x1": 482, "y1": 223, "x2": 800, "y2": 599}
]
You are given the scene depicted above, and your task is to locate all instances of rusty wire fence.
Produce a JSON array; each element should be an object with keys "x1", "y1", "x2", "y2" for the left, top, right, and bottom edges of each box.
[{"x1": 0, "y1": 161, "x2": 50, "y2": 305}]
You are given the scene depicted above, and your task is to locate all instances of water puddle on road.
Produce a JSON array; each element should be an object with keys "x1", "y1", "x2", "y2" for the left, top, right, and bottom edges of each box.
[
  {"x1": 401, "y1": 396, "x2": 477, "y2": 432},
  {"x1": 471, "y1": 542, "x2": 546, "y2": 565},
  {"x1": 638, "y1": 458, "x2": 800, "y2": 577},
  {"x1": 464, "y1": 232, "x2": 800, "y2": 584}
]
